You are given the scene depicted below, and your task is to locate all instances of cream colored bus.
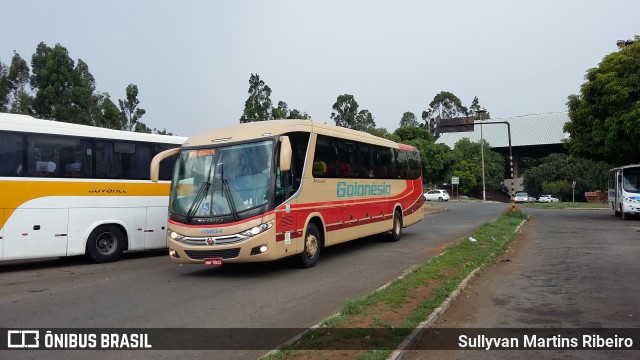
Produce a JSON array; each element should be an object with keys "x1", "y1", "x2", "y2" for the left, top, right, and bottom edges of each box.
[
  {"x1": 151, "y1": 120, "x2": 425, "y2": 268},
  {"x1": 0, "y1": 113, "x2": 186, "y2": 263}
]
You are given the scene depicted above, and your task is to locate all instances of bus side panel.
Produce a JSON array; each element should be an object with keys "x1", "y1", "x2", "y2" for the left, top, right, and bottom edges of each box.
[
  {"x1": 3, "y1": 208, "x2": 69, "y2": 261},
  {"x1": 144, "y1": 206, "x2": 169, "y2": 249},
  {"x1": 67, "y1": 207, "x2": 147, "y2": 256}
]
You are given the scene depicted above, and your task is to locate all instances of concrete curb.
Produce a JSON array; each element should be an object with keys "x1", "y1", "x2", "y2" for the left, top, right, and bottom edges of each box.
[{"x1": 387, "y1": 218, "x2": 527, "y2": 360}]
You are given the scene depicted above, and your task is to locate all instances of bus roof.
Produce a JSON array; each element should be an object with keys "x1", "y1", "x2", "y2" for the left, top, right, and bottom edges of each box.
[
  {"x1": 184, "y1": 119, "x2": 411, "y2": 150},
  {"x1": 611, "y1": 164, "x2": 640, "y2": 171},
  {"x1": 0, "y1": 112, "x2": 186, "y2": 145}
]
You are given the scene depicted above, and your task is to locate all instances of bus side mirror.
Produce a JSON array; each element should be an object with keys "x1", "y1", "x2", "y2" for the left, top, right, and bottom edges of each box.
[
  {"x1": 150, "y1": 147, "x2": 181, "y2": 182},
  {"x1": 279, "y1": 136, "x2": 292, "y2": 172}
]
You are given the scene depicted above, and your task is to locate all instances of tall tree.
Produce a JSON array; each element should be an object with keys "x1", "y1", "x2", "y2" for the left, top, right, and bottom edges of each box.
[
  {"x1": 287, "y1": 108, "x2": 310, "y2": 119},
  {"x1": 564, "y1": 36, "x2": 640, "y2": 166},
  {"x1": 240, "y1": 73, "x2": 272, "y2": 122},
  {"x1": 30, "y1": 42, "x2": 76, "y2": 120},
  {"x1": 331, "y1": 94, "x2": 359, "y2": 129},
  {"x1": 450, "y1": 138, "x2": 504, "y2": 194},
  {"x1": 118, "y1": 83, "x2": 146, "y2": 131},
  {"x1": 353, "y1": 109, "x2": 376, "y2": 132},
  {"x1": 272, "y1": 101, "x2": 289, "y2": 119},
  {"x1": 272, "y1": 101, "x2": 310, "y2": 120},
  {"x1": 468, "y1": 96, "x2": 490, "y2": 120},
  {"x1": 399, "y1": 111, "x2": 419, "y2": 128},
  {"x1": 425, "y1": 91, "x2": 468, "y2": 136},
  {"x1": 0, "y1": 51, "x2": 31, "y2": 113}
]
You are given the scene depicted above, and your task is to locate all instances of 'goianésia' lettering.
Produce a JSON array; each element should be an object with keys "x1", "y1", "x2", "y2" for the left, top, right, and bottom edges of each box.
[{"x1": 336, "y1": 181, "x2": 391, "y2": 198}]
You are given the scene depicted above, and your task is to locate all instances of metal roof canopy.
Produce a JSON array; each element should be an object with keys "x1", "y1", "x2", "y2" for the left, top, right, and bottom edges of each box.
[{"x1": 436, "y1": 111, "x2": 569, "y2": 149}]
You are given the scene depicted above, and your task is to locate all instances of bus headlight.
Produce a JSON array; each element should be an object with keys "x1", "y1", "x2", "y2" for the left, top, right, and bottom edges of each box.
[
  {"x1": 169, "y1": 231, "x2": 185, "y2": 241},
  {"x1": 240, "y1": 220, "x2": 274, "y2": 238}
]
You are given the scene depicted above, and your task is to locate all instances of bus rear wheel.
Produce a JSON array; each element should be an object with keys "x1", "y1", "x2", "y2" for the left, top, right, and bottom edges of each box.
[
  {"x1": 86, "y1": 225, "x2": 126, "y2": 263},
  {"x1": 388, "y1": 210, "x2": 402, "y2": 242},
  {"x1": 297, "y1": 223, "x2": 321, "y2": 268}
]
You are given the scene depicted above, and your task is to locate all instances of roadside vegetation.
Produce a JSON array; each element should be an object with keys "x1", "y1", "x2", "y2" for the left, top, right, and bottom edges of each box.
[
  {"x1": 520, "y1": 202, "x2": 609, "y2": 209},
  {"x1": 262, "y1": 208, "x2": 527, "y2": 360}
]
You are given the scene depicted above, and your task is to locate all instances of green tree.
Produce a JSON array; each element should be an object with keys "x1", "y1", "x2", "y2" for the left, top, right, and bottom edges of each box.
[
  {"x1": 240, "y1": 73, "x2": 272, "y2": 122},
  {"x1": 98, "y1": 95, "x2": 125, "y2": 129},
  {"x1": 330, "y1": 94, "x2": 359, "y2": 128},
  {"x1": 0, "y1": 51, "x2": 31, "y2": 113},
  {"x1": 273, "y1": 100, "x2": 310, "y2": 120},
  {"x1": 353, "y1": 109, "x2": 376, "y2": 132},
  {"x1": 393, "y1": 126, "x2": 433, "y2": 142},
  {"x1": 287, "y1": 108, "x2": 310, "y2": 119},
  {"x1": 424, "y1": 91, "x2": 468, "y2": 136},
  {"x1": 30, "y1": 42, "x2": 76, "y2": 120},
  {"x1": 399, "y1": 111, "x2": 419, "y2": 128},
  {"x1": 272, "y1": 101, "x2": 288, "y2": 119},
  {"x1": 542, "y1": 180, "x2": 573, "y2": 201},
  {"x1": 367, "y1": 127, "x2": 391, "y2": 139},
  {"x1": 450, "y1": 138, "x2": 504, "y2": 194},
  {"x1": 406, "y1": 139, "x2": 454, "y2": 187},
  {"x1": 468, "y1": 96, "x2": 490, "y2": 120},
  {"x1": 118, "y1": 83, "x2": 146, "y2": 131},
  {"x1": 564, "y1": 35, "x2": 640, "y2": 166},
  {"x1": 522, "y1": 153, "x2": 610, "y2": 201},
  {"x1": 30, "y1": 42, "x2": 104, "y2": 125}
]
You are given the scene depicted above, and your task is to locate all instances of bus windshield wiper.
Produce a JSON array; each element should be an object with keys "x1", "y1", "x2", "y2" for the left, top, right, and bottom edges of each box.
[
  {"x1": 219, "y1": 163, "x2": 239, "y2": 221},
  {"x1": 186, "y1": 163, "x2": 215, "y2": 222},
  {"x1": 186, "y1": 181, "x2": 210, "y2": 222}
]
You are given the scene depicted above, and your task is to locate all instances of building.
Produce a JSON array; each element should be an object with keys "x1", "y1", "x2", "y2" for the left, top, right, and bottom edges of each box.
[{"x1": 436, "y1": 111, "x2": 569, "y2": 191}]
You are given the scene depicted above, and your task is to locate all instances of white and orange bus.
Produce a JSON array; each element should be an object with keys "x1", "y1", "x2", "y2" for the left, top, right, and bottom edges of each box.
[
  {"x1": 0, "y1": 113, "x2": 186, "y2": 263},
  {"x1": 151, "y1": 120, "x2": 425, "y2": 268}
]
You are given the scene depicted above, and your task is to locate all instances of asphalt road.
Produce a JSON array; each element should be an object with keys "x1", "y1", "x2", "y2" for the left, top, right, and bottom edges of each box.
[
  {"x1": 403, "y1": 207, "x2": 640, "y2": 360},
  {"x1": 0, "y1": 201, "x2": 506, "y2": 360}
]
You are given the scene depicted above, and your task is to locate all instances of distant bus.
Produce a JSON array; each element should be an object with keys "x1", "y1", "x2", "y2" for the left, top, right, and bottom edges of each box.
[
  {"x1": 151, "y1": 120, "x2": 425, "y2": 268},
  {"x1": 0, "y1": 113, "x2": 186, "y2": 263},
  {"x1": 608, "y1": 164, "x2": 640, "y2": 220}
]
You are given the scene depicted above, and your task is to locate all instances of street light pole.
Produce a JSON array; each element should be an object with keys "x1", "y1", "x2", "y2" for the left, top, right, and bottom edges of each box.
[{"x1": 477, "y1": 107, "x2": 487, "y2": 201}]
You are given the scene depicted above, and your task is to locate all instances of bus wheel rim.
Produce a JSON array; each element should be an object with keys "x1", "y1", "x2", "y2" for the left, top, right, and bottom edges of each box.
[
  {"x1": 306, "y1": 234, "x2": 318, "y2": 258},
  {"x1": 97, "y1": 233, "x2": 116, "y2": 255}
]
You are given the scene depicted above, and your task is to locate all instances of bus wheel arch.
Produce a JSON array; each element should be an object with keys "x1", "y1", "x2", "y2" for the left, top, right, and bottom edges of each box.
[
  {"x1": 297, "y1": 217, "x2": 324, "y2": 268},
  {"x1": 85, "y1": 224, "x2": 128, "y2": 263},
  {"x1": 388, "y1": 207, "x2": 403, "y2": 242}
]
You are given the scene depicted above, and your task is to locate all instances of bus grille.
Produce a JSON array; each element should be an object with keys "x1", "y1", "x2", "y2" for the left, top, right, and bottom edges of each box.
[{"x1": 185, "y1": 248, "x2": 241, "y2": 260}]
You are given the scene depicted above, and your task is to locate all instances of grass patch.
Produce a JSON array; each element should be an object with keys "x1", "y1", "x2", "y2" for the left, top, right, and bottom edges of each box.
[
  {"x1": 520, "y1": 201, "x2": 609, "y2": 209},
  {"x1": 262, "y1": 208, "x2": 527, "y2": 360}
]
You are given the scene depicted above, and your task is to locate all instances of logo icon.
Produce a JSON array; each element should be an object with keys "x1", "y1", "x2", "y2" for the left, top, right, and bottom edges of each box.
[{"x1": 7, "y1": 330, "x2": 39, "y2": 348}]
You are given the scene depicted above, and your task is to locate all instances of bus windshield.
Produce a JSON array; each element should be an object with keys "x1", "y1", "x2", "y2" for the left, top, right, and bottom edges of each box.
[
  {"x1": 623, "y1": 167, "x2": 640, "y2": 193},
  {"x1": 169, "y1": 140, "x2": 274, "y2": 221}
]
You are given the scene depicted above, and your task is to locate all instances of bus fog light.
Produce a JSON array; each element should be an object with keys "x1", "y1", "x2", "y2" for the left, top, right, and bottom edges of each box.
[{"x1": 260, "y1": 245, "x2": 268, "y2": 253}]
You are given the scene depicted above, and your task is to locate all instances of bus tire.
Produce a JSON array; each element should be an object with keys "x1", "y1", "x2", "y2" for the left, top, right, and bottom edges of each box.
[
  {"x1": 86, "y1": 225, "x2": 126, "y2": 263},
  {"x1": 388, "y1": 210, "x2": 402, "y2": 242},
  {"x1": 297, "y1": 223, "x2": 321, "y2": 268}
]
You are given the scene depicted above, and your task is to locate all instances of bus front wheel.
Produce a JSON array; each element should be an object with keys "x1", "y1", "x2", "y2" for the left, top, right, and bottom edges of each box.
[
  {"x1": 86, "y1": 225, "x2": 126, "y2": 263},
  {"x1": 388, "y1": 210, "x2": 402, "y2": 242},
  {"x1": 297, "y1": 223, "x2": 321, "y2": 268}
]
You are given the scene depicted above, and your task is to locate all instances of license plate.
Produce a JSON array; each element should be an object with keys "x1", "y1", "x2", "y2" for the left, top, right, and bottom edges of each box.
[{"x1": 204, "y1": 258, "x2": 223, "y2": 266}]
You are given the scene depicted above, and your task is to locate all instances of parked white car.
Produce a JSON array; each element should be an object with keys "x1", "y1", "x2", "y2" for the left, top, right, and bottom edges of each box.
[
  {"x1": 538, "y1": 194, "x2": 559, "y2": 203},
  {"x1": 424, "y1": 189, "x2": 450, "y2": 202}
]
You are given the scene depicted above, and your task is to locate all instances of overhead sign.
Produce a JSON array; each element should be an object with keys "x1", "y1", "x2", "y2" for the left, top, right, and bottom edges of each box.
[
  {"x1": 437, "y1": 117, "x2": 475, "y2": 133},
  {"x1": 451, "y1": 176, "x2": 460, "y2": 185}
]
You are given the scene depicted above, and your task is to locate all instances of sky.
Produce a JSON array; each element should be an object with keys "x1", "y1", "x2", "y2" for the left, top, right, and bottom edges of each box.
[{"x1": 1, "y1": 0, "x2": 639, "y2": 137}]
